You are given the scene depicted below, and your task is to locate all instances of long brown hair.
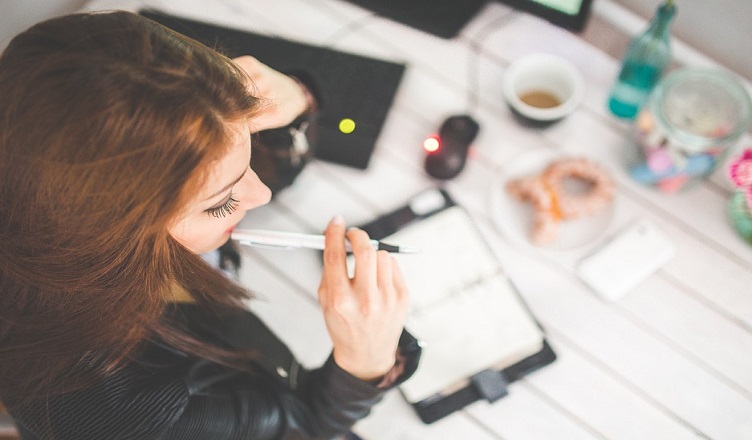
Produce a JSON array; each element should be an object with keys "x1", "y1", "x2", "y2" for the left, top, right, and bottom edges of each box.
[{"x1": 0, "y1": 11, "x2": 261, "y2": 403}]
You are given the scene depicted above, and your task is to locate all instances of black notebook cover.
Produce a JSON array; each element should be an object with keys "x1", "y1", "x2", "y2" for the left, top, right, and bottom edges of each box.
[
  {"x1": 359, "y1": 188, "x2": 556, "y2": 424},
  {"x1": 140, "y1": 10, "x2": 405, "y2": 169}
]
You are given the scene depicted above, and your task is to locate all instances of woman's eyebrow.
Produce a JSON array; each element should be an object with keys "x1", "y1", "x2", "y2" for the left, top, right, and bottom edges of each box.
[{"x1": 203, "y1": 169, "x2": 247, "y2": 201}]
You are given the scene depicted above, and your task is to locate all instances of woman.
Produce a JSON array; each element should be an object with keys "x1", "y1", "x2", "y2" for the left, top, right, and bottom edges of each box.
[{"x1": 0, "y1": 11, "x2": 419, "y2": 440}]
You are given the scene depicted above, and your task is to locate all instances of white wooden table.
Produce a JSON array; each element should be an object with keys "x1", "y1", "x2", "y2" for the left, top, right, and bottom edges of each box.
[{"x1": 83, "y1": 1, "x2": 752, "y2": 438}]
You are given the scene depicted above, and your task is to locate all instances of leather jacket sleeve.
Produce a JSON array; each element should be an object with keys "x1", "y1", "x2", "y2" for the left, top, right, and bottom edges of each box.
[
  {"x1": 161, "y1": 354, "x2": 392, "y2": 440},
  {"x1": 158, "y1": 305, "x2": 421, "y2": 440}
]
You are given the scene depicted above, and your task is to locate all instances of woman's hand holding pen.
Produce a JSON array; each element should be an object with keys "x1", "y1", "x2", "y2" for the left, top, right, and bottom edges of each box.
[
  {"x1": 232, "y1": 55, "x2": 309, "y2": 132},
  {"x1": 318, "y1": 215, "x2": 410, "y2": 382}
]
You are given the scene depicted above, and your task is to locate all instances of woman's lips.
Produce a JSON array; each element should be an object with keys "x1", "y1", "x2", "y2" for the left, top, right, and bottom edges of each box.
[{"x1": 226, "y1": 225, "x2": 237, "y2": 234}]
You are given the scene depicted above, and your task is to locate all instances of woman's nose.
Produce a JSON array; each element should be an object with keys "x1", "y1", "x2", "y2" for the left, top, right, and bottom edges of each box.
[{"x1": 239, "y1": 167, "x2": 272, "y2": 211}]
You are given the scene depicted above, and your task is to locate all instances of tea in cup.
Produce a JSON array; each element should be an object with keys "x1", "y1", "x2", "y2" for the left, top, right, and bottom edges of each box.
[{"x1": 503, "y1": 53, "x2": 584, "y2": 126}]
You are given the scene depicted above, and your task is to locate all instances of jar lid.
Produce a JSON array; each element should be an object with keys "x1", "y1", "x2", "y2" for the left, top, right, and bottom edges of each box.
[{"x1": 654, "y1": 68, "x2": 752, "y2": 152}]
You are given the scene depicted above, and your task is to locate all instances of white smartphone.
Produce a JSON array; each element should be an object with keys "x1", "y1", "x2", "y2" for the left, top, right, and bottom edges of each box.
[{"x1": 576, "y1": 220, "x2": 676, "y2": 301}]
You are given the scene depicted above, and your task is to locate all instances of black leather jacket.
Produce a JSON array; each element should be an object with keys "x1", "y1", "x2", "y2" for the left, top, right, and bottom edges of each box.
[{"x1": 9, "y1": 303, "x2": 421, "y2": 440}]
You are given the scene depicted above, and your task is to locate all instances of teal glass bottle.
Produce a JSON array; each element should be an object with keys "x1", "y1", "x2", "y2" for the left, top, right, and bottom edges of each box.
[{"x1": 607, "y1": 0, "x2": 677, "y2": 119}]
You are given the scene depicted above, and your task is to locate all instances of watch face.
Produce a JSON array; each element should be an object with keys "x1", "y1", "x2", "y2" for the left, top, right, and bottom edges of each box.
[
  {"x1": 289, "y1": 123, "x2": 311, "y2": 167},
  {"x1": 251, "y1": 115, "x2": 318, "y2": 193}
]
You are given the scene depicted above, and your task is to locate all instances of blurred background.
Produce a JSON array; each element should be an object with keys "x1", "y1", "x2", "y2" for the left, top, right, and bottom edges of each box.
[{"x1": 2, "y1": 0, "x2": 751, "y2": 83}]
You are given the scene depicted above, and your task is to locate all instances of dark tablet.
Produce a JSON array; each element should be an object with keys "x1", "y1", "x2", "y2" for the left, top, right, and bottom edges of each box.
[
  {"x1": 498, "y1": 0, "x2": 594, "y2": 31},
  {"x1": 347, "y1": 0, "x2": 593, "y2": 37},
  {"x1": 346, "y1": 0, "x2": 487, "y2": 39}
]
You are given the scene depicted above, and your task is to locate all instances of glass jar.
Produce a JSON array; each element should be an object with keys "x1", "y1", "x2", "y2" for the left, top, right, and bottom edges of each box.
[
  {"x1": 627, "y1": 68, "x2": 752, "y2": 193},
  {"x1": 729, "y1": 191, "x2": 752, "y2": 245}
]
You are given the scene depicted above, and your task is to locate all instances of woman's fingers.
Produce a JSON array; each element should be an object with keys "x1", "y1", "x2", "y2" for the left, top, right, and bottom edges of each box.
[
  {"x1": 317, "y1": 216, "x2": 410, "y2": 380},
  {"x1": 375, "y1": 250, "x2": 397, "y2": 308},
  {"x1": 232, "y1": 56, "x2": 265, "y2": 86},
  {"x1": 320, "y1": 215, "x2": 349, "y2": 302},
  {"x1": 375, "y1": 251, "x2": 393, "y2": 290},
  {"x1": 231, "y1": 55, "x2": 308, "y2": 131},
  {"x1": 391, "y1": 257, "x2": 409, "y2": 307},
  {"x1": 346, "y1": 228, "x2": 377, "y2": 298}
]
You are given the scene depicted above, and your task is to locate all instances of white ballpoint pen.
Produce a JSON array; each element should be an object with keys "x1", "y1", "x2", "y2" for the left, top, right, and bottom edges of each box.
[{"x1": 231, "y1": 229, "x2": 420, "y2": 254}]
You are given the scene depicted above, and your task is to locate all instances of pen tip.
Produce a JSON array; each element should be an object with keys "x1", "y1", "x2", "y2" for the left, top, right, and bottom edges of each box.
[{"x1": 398, "y1": 246, "x2": 422, "y2": 254}]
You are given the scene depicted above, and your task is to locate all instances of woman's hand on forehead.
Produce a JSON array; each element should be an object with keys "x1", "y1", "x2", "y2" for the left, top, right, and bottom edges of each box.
[{"x1": 233, "y1": 56, "x2": 308, "y2": 132}]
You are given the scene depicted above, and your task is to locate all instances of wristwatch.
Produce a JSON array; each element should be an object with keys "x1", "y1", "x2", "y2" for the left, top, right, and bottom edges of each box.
[{"x1": 252, "y1": 70, "x2": 322, "y2": 194}]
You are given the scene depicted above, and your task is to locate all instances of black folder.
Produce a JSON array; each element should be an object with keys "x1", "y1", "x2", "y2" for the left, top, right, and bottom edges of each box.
[
  {"x1": 139, "y1": 10, "x2": 405, "y2": 169},
  {"x1": 359, "y1": 188, "x2": 556, "y2": 424}
]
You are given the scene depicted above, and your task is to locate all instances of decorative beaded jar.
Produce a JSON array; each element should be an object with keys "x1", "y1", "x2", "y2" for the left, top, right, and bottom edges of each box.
[{"x1": 627, "y1": 68, "x2": 752, "y2": 193}]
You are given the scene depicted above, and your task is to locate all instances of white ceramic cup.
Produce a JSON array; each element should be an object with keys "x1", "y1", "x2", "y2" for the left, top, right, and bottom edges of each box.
[{"x1": 502, "y1": 53, "x2": 584, "y2": 124}]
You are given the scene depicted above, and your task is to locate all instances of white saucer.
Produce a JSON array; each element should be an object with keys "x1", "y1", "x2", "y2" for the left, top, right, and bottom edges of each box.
[{"x1": 489, "y1": 149, "x2": 615, "y2": 253}]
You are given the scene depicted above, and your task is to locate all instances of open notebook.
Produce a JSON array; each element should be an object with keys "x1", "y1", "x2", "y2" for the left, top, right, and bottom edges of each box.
[{"x1": 359, "y1": 189, "x2": 555, "y2": 423}]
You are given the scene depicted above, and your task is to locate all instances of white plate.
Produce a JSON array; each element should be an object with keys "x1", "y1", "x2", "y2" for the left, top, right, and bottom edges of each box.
[{"x1": 489, "y1": 149, "x2": 615, "y2": 253}]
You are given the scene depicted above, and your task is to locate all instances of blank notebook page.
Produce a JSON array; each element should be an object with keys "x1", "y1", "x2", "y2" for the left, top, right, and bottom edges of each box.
[{"x1": 387, "y1": 206, "x2": 544, "y2": 403}]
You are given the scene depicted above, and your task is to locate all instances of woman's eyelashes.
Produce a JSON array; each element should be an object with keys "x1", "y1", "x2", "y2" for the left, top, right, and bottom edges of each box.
[{"x1": 206, "y1": 195, "x2": 240, "y2": 218}]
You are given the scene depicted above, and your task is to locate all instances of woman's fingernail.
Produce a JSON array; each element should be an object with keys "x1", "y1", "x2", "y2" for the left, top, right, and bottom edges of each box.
[{"x1": 330, "y1": 214, "x2": 345, "y2": 225}]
